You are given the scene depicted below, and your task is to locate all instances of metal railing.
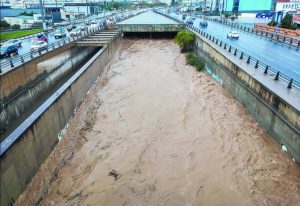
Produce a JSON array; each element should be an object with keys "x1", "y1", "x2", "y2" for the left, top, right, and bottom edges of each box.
[
  {"x1": 0, "y1": 11, "x2": 147, "y2": 74},
  {"x1": 0, "y1": 26, "x2": 106, "y2": 74},
  {"x1": 185, "y1": 23, "x2": 300, "y2": 89},
  {"x1": 202, "y1": 17, "x2": 300, "y2": 48}
]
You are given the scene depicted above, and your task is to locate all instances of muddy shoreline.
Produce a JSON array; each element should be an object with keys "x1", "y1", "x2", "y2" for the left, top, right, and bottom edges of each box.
[{"x1": 15, "y1": 39, "x2": 300, "y2": 206}]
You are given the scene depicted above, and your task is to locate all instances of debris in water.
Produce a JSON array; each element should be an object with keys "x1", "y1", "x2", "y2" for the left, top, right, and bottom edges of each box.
[
  {"x1": 109, "y1": 169, "x2": 120, "y2": 180},
  {"x1": 281, "y1": 145, "x2": 288, "y2": 152}
]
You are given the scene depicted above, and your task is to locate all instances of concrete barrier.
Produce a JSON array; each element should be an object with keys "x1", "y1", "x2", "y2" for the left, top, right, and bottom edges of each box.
[
  {"x1": 0, "y1": 33, "x2": 121, "y2": 206},
  {"x1": 194, "y1": 34, "x2": 300, "y2": 163},
  {"x1": 0, "y1": 46, "x2": 98, "y2": 139}
]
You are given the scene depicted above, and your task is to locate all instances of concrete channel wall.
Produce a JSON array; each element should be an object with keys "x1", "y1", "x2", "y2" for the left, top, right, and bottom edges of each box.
[
  {"x1": 0, "y1": 46, "x2": 98, "y2": 139},
  {"x1": 194, "y1": 35, "x2": 300, "y2": 163},
  {"x1": 0, "y1": 34, "x2": 121, "y2": 206},
  {"x1": 1, "y1": 43, "x2": 74, "y2": 100}
]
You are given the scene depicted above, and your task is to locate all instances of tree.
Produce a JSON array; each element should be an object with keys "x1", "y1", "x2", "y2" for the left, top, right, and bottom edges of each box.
[
  {"x1": 174, "y1": 29, "x2": 195, "y2": 52},
  {"x1": 0, "y1": 20, "x2": 10, "y2": 30},
  {"x1": 267, "y1": 20, "x2": 277, "y2": 27},
  {"x1": 280, "y1": 13, "x2": 296, "y2": 30},
  {"x1": 11, "y1": 24, "x2": 21, "y2": 29}
]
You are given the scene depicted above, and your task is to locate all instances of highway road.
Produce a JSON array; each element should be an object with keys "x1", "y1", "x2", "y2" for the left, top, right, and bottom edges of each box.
[
  {"x1": 0, "y1": 11, "x2": 122, "y2": 67},
  {"x1": 170, "y1": 13, "x2": 300, "y2": 83}
]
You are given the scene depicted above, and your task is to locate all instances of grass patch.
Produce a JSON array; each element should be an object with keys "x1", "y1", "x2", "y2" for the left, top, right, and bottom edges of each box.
[
  {"x1": 174, "y1": 29, "x2": 195, "y2": 53},
  {"x1": 186, "y1": 53, "x2": 204, "y2": 72},
  {"x1": 0, "y1": 29, "x2": 43, "y2": 41}
]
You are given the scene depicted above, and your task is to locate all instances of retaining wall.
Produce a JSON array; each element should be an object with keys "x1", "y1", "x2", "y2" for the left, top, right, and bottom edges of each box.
[
  {"x1": 0, "y1": 46, "x2": 98, "y2": 139},
  {"x1": 0, "y1": 34, "x2": 121, "y2": 206},
  {"x1": 194, "y1": 35, "x2": 300, "y2": 163}
]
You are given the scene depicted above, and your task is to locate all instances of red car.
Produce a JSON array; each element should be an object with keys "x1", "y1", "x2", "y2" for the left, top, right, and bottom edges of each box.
[{"x1": 33, "y1": 34, "x2": 48, "y2": 43}]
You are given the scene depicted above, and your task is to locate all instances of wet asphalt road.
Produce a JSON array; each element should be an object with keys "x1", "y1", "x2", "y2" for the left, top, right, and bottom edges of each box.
[{"x1": 171, "y1": 13, "x2": 300, "y2": 83}]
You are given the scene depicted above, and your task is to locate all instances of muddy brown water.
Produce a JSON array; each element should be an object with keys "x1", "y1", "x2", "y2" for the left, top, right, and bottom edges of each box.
[{"x1": 15, "y1": 39, "x2": 300, "y2": 206}]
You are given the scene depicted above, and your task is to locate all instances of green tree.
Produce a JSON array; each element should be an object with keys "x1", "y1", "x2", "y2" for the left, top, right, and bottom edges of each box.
[
  {"x1": 0, "y1": 20, "x2": 10, "y2": 30},
  {"x1": 174, "y1": 29, "x2": 195, "y2": 52},
  {"x1": 267, "y1": 20, "x2": 277, "y2": 27},
  {"x1": 11, "y1": 24, "x2": 21, "y2": 30},
  {"x1": 280, "y1": 13, "x2": 296, "y2": 30}
]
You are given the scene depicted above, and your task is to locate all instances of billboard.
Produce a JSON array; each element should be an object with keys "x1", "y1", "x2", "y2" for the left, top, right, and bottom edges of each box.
[
  {"x1": 223, "y1": 0, "x2": 274, "y2": 12},
  {"x1": 239, "y1": 0, "x2": 273, "y2": 11}
]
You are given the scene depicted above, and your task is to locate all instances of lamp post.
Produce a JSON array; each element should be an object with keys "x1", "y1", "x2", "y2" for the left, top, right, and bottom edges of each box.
[{"x1": 39, "y1": 0, "x2": 47, "y2": 30}]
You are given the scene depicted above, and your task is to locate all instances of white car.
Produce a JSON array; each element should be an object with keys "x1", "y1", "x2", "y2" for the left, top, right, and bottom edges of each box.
[
  {"x1": 227, "y1": 31, "x2": 239, "y2": 39},
  {"x1": 3, "y1": 39, "x2": 22, "y2": 47},
  {"x1": 70, "y1": 28, "x2": 82, "y2": 37},
  {"x1": 31, "y1": 41, "x2": 48, "y2": 51}
]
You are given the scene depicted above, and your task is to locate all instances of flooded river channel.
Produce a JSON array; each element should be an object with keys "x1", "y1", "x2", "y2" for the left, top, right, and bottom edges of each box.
[{"x1": 16, "y1": 39, "x2": 300, "y2": 206}]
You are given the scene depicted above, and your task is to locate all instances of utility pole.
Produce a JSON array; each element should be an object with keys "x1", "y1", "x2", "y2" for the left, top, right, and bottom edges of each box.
[{"x1": 39, "y1": 0, "x2": 47, "y2": 31}]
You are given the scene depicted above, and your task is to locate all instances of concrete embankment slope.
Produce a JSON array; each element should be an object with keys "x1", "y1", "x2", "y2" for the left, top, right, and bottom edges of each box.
[
  {"x1": 191, "y1": 28, "x2": 300, "y2": 163},
  {"x1": 0, "y1": 44, "x2": 98, "y2": 139},
  {"x1": 0, "y1": 33, "x2": 121, "y2": 206}
]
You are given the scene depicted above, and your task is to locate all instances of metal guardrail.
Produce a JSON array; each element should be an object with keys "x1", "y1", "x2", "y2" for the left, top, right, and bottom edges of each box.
[
  {"x1": 0, "y1": 26, "x2": 106, "y2": 74},
  {"x1": 201, "y1": 17, "x2": 300, "y2": 49},
  {"x1": 185, "y1": 23, "x2": 300, "y2": 90}
]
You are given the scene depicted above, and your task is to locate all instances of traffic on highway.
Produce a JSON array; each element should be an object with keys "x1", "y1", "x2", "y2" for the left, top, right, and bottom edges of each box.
[
  {"x1": 0, "y1": 9, "x2": 145, "y2": 70},
  {"x1": 162, "y1": 9, "x2": 300, "y2": 83}
]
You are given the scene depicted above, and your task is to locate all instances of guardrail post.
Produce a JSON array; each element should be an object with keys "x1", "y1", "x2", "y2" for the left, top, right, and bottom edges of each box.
[
  {"x1": 247, "y1": 56, "x2": 250, "y2": 64},
  {"x1": 287, "y1": 79, "x2": 293, "y2": 89},
  {"x1": 224, "y1": 43, "x2": 227, "y2": 49},
  {"x1": 264, "y1": 65, "x2": 269, "y2": 74},
  {"x1": 216, "y1": 39, "x2": 218, "y2": 44},
  {"x1": 274, "y1": 72, "x2": 279, "y2": 80},
  {"x1": 283, "y1": 36, "x2": 286, "y2": 42},
  {"x1": 229, "y1": 46, "x2": 232, "y2": 52},
  {"x1": 212, "y1": 37, "x2": 215, "y2": 42},
  {"x1": 38, "y1": 49, "x2": 42, "y2": 55},
  {"x1": 219, "y1": 41, "x2": 222, "y2": 47},
  {"x1": 20, "y1": 55, "x2": 24, "y2": 63},
  {"x1": 240, "y1": 52, "x2": 243, "y2": 59},
  {"x1": 297, "y1": 41, "x2": 300, "y2": 51},
  {"x1": 52, "y1": 43, "x2": 55, "y2": 49},
  {"x1": 9, "y1": 59, "x2": 14, "y2": 67},
  {"x1": 209, "y1": 35, "x2": 211, "y2": 40},
  {"x1": 30, "y1": 51, "x2": 33, "y2": 58},
  {"x1": 234, "y1": 49, "x2": 237, "y2": 56},
  {"x1": 290, "y1": 38, "x2": 293, "y2": 45},
  {"x1": 255, "y1": 60, "x2": 259, "y2": 68}
]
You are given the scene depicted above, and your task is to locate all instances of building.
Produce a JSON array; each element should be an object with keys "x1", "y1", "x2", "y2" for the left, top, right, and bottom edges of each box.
[
  {"x1": 275, "y1": 0, "x2": 300, "y2": 24},
  {"x1": 209, "y1": 0, "x2": 277, "y2": 14},
  {"x1": 45, "y1": 7, "x2": 62, "y2": 23}
]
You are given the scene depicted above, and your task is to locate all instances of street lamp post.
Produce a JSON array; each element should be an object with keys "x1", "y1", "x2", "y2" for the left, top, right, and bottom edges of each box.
[{"x1": 39, "y1": 0, "x2": 47, "y2": 31}]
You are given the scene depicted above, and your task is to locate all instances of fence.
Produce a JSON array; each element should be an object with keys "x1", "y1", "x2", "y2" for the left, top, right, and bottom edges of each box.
[
  {"x1": 202, "y1": 17, "x2": 300, "y2": 48},
  {"x1": 185, "y1": 23, "x2": 300, "y2": 90},
  {"x1": 0, "y1": 26, "x2": 106, "y2": 74}
]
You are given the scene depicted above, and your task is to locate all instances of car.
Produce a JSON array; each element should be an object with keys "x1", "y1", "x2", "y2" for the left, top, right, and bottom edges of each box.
[
  {"x1": 186, "y1": 18, "x2": 193, "y2": 24},
  {"x1": 54, "y1": 27, "x2": 66, "y2": 39},
  {"x1": 0, "y1": 45, "x2": 18, "y2": 58},
  {"x1": 182, "y1": 14, "x2": 187, "y2": 20},
  {"x1": 199, "y1": 20, "x2": 208, "y2": 27},
  {"x1": 227, "y1": 31, "x2": 239, "y2": 39},
  {"x1": 67, "y1": 24, "x2": 76, "y2": 31},
  {"x1": 33, "y1": 34, "x2": 48, "y2": 43},
  {"x1": 3, "y1": 39, "x2": 22, "y2": 47},
  {"x1": 31, "y1": 41, "x2": 48, "y2": 51},
  {"x1": 69, "y1": 28, "x2": 82, "y2": 37}
]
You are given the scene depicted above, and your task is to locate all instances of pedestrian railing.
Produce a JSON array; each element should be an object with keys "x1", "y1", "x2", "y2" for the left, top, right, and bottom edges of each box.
[
  {"x1": 202, "y1": 17, "x2": 300, "y2": 48},
  {"x1": 0, "y1": 26, "x2": 106, "y2": 74},
  {"x1": 185, "y1": 23, "x2": 300, "y2": 90}
]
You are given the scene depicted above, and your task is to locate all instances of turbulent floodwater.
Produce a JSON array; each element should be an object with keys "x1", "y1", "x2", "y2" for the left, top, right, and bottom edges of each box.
[{"x1": 16, "y1": 39, "x2": 300, "y2": 206}]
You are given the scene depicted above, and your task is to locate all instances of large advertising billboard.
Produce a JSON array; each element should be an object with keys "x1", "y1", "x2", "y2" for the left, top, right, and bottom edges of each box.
[
  {"x1": 223, "y1": 0, "x2": 274, "y2": 12},
  {"x1": 239, "y1": 0, "x2": 273, "y2": 11}
]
